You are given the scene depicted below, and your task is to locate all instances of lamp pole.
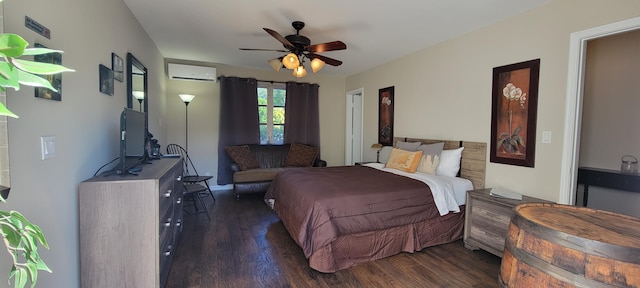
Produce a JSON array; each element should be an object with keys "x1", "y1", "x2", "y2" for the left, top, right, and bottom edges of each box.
[{"x1": 178, "y1": 94, "x2": 196, "y2": 152}]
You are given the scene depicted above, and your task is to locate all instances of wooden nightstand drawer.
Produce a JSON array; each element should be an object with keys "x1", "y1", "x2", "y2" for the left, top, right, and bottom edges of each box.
[
  {"x1": 470, "y1": 200, "x2": 513, "y2": 227},
  {"x1": 463, "y1": 188, "x2": 552, "y2": 257}
]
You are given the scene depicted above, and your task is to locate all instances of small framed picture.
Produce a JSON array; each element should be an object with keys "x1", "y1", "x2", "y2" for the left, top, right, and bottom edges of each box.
[
  {"x1": 99, "y1": 64, "x2": 114, "y2": 96},
  {"x1": 34, "y1": 43, "x2": 62, "y2": 101},
  {"x1": 112, "y1": 53, "x2": 123, "y2": 82}
]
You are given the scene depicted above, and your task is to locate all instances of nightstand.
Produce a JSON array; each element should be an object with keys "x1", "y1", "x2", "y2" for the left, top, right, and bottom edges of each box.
[{"x1": 463, "y1": 188, "x2": 551, "y2": 257}]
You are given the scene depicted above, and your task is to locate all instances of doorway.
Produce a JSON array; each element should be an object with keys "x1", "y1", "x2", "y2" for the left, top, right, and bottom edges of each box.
[
  {"x1": 560, "y1": 16, "x2": 640, "y2": 205},
  {"x1": 345, "y1": 88, "x2": 364, "y2": 165}
]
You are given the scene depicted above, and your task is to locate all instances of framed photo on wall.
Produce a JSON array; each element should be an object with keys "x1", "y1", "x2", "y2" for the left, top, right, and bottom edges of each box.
[
  {"x1": 99, "y1": 64, "x2": 114, "y2": 96},
  {"x1": 490, "y1": 59, "x2": 540, "y2": 167},
  {"x1": 112, "y1": 53, "x2": 124, "y2": 82},
  {"x1": 34, "y1": 43, "x2": 62, "y2": 101},
  {"x1": 378, "y1": 86, "x2": 394, "y2": 146}
]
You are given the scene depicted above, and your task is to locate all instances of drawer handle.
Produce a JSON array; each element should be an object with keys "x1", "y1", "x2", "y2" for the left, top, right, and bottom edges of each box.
[
  {"x1": 164, "y1": 217, "x2": 172, "y2": 227},
  {"x1": 164, "y1": 190, "x2": 172, "y2": 198},
  {"x1": 164, "y1": 245, "x2": 172, "y2": 257}
]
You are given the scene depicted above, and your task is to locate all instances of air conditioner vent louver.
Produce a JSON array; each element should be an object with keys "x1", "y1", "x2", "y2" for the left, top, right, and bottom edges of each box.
[{"x1": 167, "y1": 63, "x2": 216, "y2": 82}]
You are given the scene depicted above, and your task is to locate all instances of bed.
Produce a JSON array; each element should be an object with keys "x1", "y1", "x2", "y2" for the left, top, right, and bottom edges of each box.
[{"x1": 264, "y1": 138, "x2": 486, "y2": 272}]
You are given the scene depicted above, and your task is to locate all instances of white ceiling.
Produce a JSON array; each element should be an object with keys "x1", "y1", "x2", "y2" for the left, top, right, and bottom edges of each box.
[{"x1": 123, "y1": 0, "x2": 552, "y2": 77}]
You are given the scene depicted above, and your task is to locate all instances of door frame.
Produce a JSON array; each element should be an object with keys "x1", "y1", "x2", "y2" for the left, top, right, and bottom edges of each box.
[
  {"x1": 560, "y1": 16, "x2": 640, "y2": 204},
  {"x1": 345, "y1": 88, "x2": 364, "y2": 165}
]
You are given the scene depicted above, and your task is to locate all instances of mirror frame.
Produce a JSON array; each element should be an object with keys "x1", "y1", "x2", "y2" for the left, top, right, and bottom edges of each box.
[
  {"x1": 126, "y1": 53, "x2": 148, "y2": 113},
  {"x1": 126, "y1": 53, "x2": 150, "y2": 159}
]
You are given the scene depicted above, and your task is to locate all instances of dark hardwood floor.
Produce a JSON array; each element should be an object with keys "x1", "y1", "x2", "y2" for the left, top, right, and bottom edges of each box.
[{"x1": 166, "y1": 190, "x2": 502, "y2": 288}]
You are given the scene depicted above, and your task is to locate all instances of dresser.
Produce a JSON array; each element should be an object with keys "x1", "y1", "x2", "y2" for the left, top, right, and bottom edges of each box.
[
  {"x1": 463, "y1": 188, "x2": 551, "y2": 257},
  {"x1": 79, "y1": 158, "x2": 183, "y2": 288}
]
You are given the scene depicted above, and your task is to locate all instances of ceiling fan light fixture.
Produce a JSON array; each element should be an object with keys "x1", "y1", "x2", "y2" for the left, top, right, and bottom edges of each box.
[
  {"x1": 293, "y1": 65, "x2": 307, "y2": 78},
  {"x1": 283, "y1": 53, "x2": 300, "y2": 70},
  {"x1": 310, "y1": 58, "x2": 325, "y2": 73},
  {"x1": 268, "y1": 58, "x2": 282, "y2": 71}
]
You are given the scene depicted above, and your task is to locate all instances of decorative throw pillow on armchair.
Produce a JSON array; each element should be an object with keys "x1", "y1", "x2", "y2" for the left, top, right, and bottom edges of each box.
[
  {"x1": 284, "y1": 143, "x2": 319, "y2": 167},
  {"x1": 225, "y1": 145, "x2": 260, "y2": 170}
]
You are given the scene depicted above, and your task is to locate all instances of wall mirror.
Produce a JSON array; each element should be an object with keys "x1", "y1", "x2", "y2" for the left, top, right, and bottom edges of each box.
[{"x1": 127, "y1": 53, "x2": 148, "y2": 113}]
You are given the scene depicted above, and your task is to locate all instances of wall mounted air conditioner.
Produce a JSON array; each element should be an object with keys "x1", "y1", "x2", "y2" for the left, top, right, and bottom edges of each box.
[{"x1": 167, "y1": 63, "x2": 216, "y2": 82}]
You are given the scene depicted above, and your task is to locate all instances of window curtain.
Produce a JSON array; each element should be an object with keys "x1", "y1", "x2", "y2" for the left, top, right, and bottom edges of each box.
[
  {"x1": 284, "y1": 82, "x2": 320, "y2": 148},
  {"x1": 217, "y1": 76, "x2": 259, "y2": 185}
]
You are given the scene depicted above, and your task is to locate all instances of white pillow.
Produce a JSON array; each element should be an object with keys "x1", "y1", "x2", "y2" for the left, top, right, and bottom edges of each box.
[{"x1": 437, "y1": 147, "x2": 464, "y2": 177}]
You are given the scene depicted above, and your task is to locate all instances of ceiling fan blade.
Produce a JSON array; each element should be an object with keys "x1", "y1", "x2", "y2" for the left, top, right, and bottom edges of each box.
[
  {"x1": 308, "y1": 53, "x2": 343, "y2": 66},
  {"x1": 305, "y1": 41, "x2": 347, "y2": 53},
  {"x1": 239, "y1": 48, "x2": 289, "y2": 52},
  {"x1": 263, "y1": 28, "x2": 295, "y2": 50}
]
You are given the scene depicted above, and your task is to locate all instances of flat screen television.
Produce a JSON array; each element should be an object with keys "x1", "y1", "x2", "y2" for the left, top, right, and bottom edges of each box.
[{"x1": 116, "y1": 108, "x2": 147, "y2": 175}]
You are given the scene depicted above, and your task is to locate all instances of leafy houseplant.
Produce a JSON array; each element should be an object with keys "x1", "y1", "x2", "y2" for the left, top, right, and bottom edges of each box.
[{"x1": 0, "y1": 31, "x2": 74, "y2": 287}]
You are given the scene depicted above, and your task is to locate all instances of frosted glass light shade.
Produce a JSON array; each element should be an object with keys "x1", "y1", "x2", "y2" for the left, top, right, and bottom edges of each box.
[
  {"x1": 283, "y1": 53, "x2": 300, "y2": 70},
  {"x1": 310, "y1": 58, "x2": 325, "y2": 73},
  {"x1": 268, "y1": 58, "x2": 282, "y2": 71},
  {"x1": 179, "y1": 94, "x2": 196, "y2": 103},
  {"x1": 292, "y1": 65, "x2": 307, "y2": 77},
  {"x1": 132, "y1": 91, "x2": 145, "y2": 100}
]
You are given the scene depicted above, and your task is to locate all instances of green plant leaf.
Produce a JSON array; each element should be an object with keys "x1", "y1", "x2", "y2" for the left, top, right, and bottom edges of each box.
[
  {"x1": 0, "y1": 102, "x2": 19, "y2": 118},
  {"x1": 16, "y1": 70, "x2": 56, "y2": 91},
  {"x1": 0, "y1": 34, "x2": 28, "y2": 58},
  {"x1": 20, "y1": 48, "x2": 63, "y2": 56},
  {"x1": 15, "y1": 267, "x2": 27, "y2": 288},
  {"x1": 0, "y1": 62, "x2": 20, "y2": 90},
  {"x1": 11, "y1": 59, "x2": 75, "y2": 75}
]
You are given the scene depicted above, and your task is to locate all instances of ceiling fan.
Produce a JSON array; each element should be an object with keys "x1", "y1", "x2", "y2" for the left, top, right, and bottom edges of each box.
[{"x1": 240, "y1": 21, "x2": 347, "y2": 77}]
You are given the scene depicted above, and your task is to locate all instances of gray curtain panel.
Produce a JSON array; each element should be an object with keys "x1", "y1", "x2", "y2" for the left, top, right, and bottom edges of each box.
[
  {"x1": 284, "y1": 82, "x2": 320, "y2": 148},
  {"x1": 217, "y1": 76, "x2": 259, "y2": 185}
]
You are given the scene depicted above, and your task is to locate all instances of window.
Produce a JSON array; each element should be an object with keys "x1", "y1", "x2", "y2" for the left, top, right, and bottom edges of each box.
[{"x1": 258, "y1": 82, "x2": 286, "y2": 144}]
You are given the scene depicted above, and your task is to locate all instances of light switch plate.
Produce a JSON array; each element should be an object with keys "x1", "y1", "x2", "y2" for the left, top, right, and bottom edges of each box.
[
  {"x1": 41, "y1": 136, "x2": 56, "y2": 160},
  {"x1": 542, "y1": 131, "x2": 552, "y2": 144}
]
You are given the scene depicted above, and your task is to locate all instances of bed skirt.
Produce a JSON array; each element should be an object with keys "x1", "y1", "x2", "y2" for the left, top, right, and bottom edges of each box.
[{"x1": 304, "y1": 206, "x2": 465, "y2": 273}]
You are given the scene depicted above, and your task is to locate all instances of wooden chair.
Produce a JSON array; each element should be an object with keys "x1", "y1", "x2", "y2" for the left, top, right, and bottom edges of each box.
[{"x1": 166, "y1": 144, "x2": 213, "y2": 221}]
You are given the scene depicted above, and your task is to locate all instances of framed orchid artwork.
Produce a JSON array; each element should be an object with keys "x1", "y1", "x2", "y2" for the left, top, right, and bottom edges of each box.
[
  {"x1": 490, "y1": 59, "x2": 540, "y2": 167},
  {"x1": 378, "y1": 86, "x2": 394, "y2": 146}
]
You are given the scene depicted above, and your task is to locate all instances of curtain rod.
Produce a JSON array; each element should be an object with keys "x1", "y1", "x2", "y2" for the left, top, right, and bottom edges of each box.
[{"x1": 217, "y1": 76, "x2": 319, "y2": 86}]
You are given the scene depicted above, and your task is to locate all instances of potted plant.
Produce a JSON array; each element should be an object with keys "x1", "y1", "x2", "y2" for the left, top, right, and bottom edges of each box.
[{"x1": 0, "y1": 31, "x2": 73, "y2": 287}]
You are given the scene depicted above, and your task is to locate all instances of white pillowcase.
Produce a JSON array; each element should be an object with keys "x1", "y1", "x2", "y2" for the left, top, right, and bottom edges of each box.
[{"x1": 437, "y1": 147, "x2": 464, "y2": 177}]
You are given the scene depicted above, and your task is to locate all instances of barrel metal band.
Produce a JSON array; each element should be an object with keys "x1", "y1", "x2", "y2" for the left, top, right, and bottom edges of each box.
[{"x1": 504, "y1": 241, "x2": 611, "y2": 288}]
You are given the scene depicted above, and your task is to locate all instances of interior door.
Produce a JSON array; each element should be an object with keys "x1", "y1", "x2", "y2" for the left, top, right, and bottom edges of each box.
[{"x1": 345, "y1": 88, "x2": 363, "y2": 165}]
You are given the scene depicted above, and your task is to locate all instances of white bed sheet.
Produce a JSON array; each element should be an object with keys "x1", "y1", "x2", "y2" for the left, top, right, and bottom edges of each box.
[{"x1": 362, "y1": 163, "x2": 473, "y2": 216}]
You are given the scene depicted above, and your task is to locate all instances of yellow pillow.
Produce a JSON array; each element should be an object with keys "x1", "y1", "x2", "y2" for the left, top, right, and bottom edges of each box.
[{"x1": 385, "y1": 148, "x2": 423, "y2": 173}]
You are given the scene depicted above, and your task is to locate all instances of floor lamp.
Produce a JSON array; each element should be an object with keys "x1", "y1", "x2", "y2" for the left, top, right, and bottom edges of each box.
[
  {"x1": 179, "y1": 94, "x2": 196, "y2": 152},
  {"x1": 133, "y1": 91, "x2": 144, "y2": 111}
]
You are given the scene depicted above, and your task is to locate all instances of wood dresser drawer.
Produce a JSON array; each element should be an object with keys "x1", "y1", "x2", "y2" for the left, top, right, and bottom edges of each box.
[
  {"x1": 79, "y1": 158, "x2": 183, "y2": 288},
  {"x1": 463, "y1": 188, "x2": 552, "y2": 257}
]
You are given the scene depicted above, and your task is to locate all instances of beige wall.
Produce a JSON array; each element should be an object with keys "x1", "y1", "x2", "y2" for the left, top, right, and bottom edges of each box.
[
  {"x1": 346, "y1": 0, "x2": 640, "y2": 203},
  {"x1": 578, "y1": 29, "x2": 640, "y2": 217},
  {"x1": 163, "y1": 61, "x2": 346, "y2": 184},
  {"x1": 2, "y1": 0, "x2": 165, "y2": 286}
]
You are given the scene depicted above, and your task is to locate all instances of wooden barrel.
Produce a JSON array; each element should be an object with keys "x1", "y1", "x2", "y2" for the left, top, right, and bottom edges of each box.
[{"x1": 499, "y1": 203, "x2": 640, "y2": 288}]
